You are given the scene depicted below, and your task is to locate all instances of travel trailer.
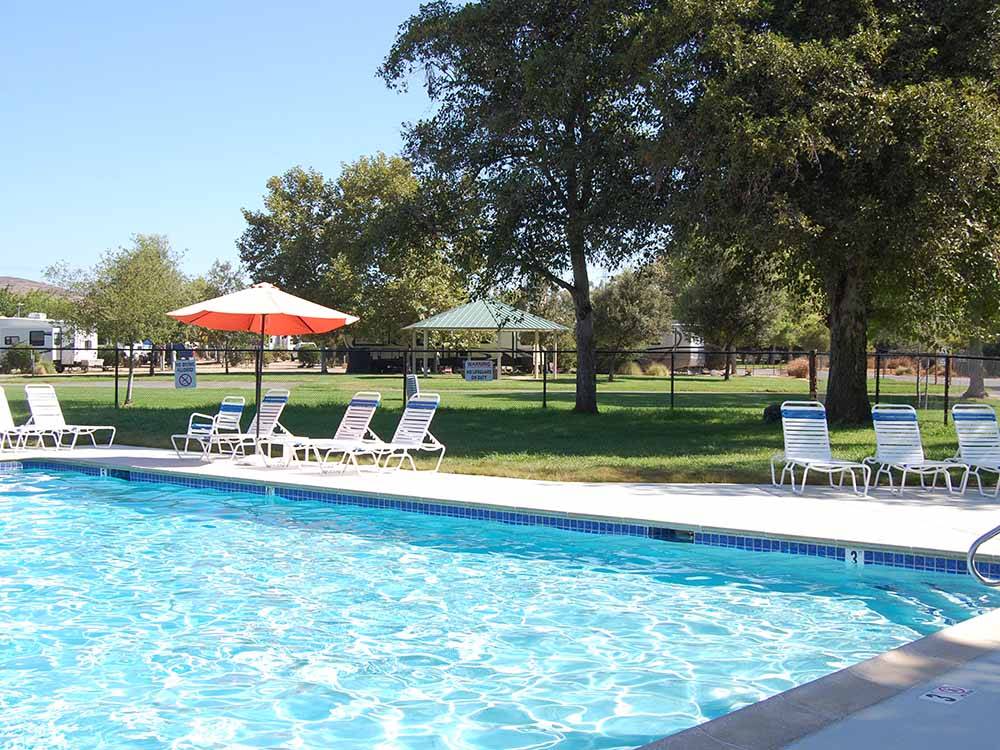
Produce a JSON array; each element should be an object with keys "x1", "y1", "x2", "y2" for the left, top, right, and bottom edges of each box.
[{"x1": 0, "y1": 313, "x2": 102, "y2": 371}]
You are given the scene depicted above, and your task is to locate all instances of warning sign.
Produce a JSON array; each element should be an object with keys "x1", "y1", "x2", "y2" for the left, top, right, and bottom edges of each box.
[{"x1": 175, "y1": 358, "x2": 197, "y2": 389}]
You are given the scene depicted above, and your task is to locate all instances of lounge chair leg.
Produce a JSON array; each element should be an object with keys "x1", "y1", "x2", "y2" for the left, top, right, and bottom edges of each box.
[{"x1": 797, "y1": 466, "x2": 809, "y2": 494}]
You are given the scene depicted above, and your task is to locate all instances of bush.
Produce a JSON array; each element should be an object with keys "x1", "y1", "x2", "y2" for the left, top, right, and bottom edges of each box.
[
  {"x1": 296, "y1": 343, "x2": 320, "y2": 368},
  {"x1": 644, "y1": 362, "x2": 670, "y2": 376},
  {"x1": 615, "y1": 360, "x2": 644, "y2": 375},
  {"x1": 1, "y1": 343, "x2": 36, "y2": 374},
  {"x1": 35, "y1": 359, "x2": 55, "y2": 375},
  {"x1": 884, "y1": 356, "x2": 915, "y2": 375},
  {"x1": 786, "y1": 356, "x2": 810, "y2": 378}
]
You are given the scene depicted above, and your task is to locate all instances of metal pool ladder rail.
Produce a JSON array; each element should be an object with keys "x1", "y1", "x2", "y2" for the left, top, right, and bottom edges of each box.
[{"x1": 967, "y1": 523, "x2": 1000, "y2": 586}]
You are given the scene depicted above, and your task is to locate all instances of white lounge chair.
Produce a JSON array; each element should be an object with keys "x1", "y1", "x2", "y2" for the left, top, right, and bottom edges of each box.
[
  {"x1": 263, "y1": 391, "x2": 383, "y2": 470},
  {"x1": 1, "y1": 386, "x2": 54, "y2": 450},
  {"x1": 770, "y1": 400, "x2": 870, "y2": 494},
  {"x1": 951, "y1": 403, "x2": 1000, "y2": 497},
  {"x1": 864, "y1": 403, "x2": 965, "y2": 493},
  {"x1": 24, "y1": 384, "x2": 116, "y2": 449},
  {"x1": 171, "y1": 396, "x2": 246, "y2": 459},
  {"x1": 348, "y1": 393, "x2": 445, "y2": 472},
  {"x1": 212, "y1": 389, "x2": 290, "y2": 459}
]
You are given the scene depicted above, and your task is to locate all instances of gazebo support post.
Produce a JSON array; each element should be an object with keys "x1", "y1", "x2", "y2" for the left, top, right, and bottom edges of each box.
[
  {"x1": 411, "y1": 329, "x2": 417, "y2": 375},
  {"x1": 533, "y1": 331, "x2": 540, "y2": 379},
  {"x1": 495, "y1": 330, "x2": 502, "y2": 381}
]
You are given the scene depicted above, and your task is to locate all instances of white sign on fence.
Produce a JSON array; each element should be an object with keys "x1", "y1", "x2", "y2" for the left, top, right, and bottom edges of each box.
[
  {"x1": 174, "y1": 358, "x2": 197, "y2": 389},
  {"x1": 464, "y1": 359, "x2": 495, "y2": 382}
]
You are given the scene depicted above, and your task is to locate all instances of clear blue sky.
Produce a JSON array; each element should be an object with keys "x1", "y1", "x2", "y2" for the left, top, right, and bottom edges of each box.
[{"x1": 0, "y1": 0, "x2": 430, "y2": 281}]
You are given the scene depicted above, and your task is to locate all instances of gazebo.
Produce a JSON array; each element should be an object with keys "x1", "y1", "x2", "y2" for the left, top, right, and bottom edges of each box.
[{"x1": 402, "y1": 299, "x2": 568, "y2": 379}]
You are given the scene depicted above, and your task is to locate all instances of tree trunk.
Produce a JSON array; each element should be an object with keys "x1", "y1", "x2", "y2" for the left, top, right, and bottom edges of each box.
[
  {"x1": 723, "y1": 343, "x2": 733, "y2": 381},
  {"x1": 125, "y1": 351, "x2": 136, "y2": 406},
  {"x1": 825, "y1": 267, "x2": 870, "y2": 423},
  {"x1": 569, "y1": 243, "x2": 598, "y2": 413},
  {"x1": 963, "y1": 339, "x2": 988, "y2": 398}
]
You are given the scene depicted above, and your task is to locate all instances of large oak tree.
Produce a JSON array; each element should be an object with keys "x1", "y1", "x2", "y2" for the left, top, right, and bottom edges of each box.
[
  {"x1": 651, "y1": 0, "x2": 1000, "y2": 422},
  {"x1": 380, "y1": 0, "x2": 664, "y2": 413}
]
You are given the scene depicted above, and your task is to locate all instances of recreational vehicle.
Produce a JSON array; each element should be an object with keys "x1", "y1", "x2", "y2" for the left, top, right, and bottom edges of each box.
[{"x1": 0, "y1": 313, "x2": 101, "y2": 371}]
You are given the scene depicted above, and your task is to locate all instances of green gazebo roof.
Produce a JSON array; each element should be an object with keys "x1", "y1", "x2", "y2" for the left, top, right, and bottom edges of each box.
[{"x1": 402, "y1": 299, "x2": 568, "y2": 332}]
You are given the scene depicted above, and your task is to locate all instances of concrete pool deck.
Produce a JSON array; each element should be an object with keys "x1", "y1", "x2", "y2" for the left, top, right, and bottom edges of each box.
[
  {"x1": 4, "y1": 444, "x2": 1000, "y2": 749},
  {"x1": 4, "y1": 444, "x2": 1000, "y2": 562}
]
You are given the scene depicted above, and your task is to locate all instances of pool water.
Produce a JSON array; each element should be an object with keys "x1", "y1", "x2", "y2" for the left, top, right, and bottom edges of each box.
[{"x1": 0, "y1": 471, "x2": 996, "y2": 749}]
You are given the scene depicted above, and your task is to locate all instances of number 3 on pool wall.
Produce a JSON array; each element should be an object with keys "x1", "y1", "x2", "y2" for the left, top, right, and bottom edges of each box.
[{"x1": 845, "y1": 548, "x2": 865, "y2": 569}]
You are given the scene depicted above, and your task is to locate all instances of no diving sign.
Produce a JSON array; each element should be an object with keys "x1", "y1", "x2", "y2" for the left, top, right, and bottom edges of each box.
[
  {"x1": 175, "y1": 358, "x2": 197, "y2": 389},
  {"x1": 920, "y1": 684, "x2": 974, "y2": 705}
]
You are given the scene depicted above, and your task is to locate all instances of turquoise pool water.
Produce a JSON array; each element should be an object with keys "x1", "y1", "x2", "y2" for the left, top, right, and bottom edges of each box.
[{"x1": 0, "y1": 470, "x2": 996, "y2": 749}]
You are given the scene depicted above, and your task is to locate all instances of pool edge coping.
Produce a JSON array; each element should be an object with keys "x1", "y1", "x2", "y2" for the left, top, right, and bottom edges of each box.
[
  {"x1": 9, "y1": 452, "x2": 1000, "y2": 573},
  {"x1": 638, "y1": 607, "x2": 1000, "y2": 749}
]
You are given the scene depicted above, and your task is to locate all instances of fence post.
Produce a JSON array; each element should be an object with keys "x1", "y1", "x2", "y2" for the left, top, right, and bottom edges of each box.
[
  {"x1": 114, "y1": 348, "x2": 120, "y2": 409},
  {"x1": 808, "y1": 350, "x2": 818, "y2": 400},
  {"x1": 944, "y1": 353, "x2": 951, "y2": 425},
  {"x1": 875, "y1": 352, "x2": 881, "y2": 404},
  {"x1": 542, "y1": 350, "x2": 548, "y2": 409},
  {"x1": 915, "y1": 356, "x2": 921, "y2": 408},
  {"x1": 670, "y1": 351, "x2": 676, "y2": 410},
  {"x1": 402, "y1": 347, "x2": 409, "y2": 400}
]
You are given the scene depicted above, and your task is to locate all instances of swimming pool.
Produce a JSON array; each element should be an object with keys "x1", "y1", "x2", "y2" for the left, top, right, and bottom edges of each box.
[{"x1": 1, "y1": 469, "x2": 996, "y2": 749}]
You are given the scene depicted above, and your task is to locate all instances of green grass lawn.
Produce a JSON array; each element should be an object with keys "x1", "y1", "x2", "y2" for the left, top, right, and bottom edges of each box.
[{"x1": 0, "y1": 371, "x2": 979, "y2": 483}]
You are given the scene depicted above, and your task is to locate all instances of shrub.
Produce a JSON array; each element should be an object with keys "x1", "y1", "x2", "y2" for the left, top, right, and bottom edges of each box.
[
  {"x1": 1, "y1": 343, "x2": 36, "y2": 374},
  {"x1": 884, "y1": 356, "x2": 915, "y2": 375},
  {"x1": 644, "y1": 362, "x2": 670, "y2": 376},
  {"x1": 297, "y1": 343, "x2": 320, "y2": 368},
  {"x1": 615, "y1": 360, "x2": 644, "y2": 376},
  {"x1": 786, "y1": 356, "x2": 810, "y2": 378}
]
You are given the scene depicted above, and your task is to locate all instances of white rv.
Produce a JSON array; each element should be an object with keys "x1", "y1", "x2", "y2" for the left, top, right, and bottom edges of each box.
[{"x1": 0, "y1": 313, "x2": 102, "y2": 371}]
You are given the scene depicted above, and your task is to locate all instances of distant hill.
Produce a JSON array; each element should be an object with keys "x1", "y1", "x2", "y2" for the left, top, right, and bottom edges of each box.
[{"x1": 0, "y1": 276, "x2": 71, "y2": 297}]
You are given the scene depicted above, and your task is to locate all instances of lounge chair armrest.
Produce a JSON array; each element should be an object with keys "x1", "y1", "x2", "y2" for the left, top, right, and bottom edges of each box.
[{"x1": 187, "y1": 412, "x2": 215, "y2": 432}]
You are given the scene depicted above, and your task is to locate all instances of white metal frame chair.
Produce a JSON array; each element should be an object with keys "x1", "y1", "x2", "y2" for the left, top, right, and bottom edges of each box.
[
  {"x1": 770, "y1": 401, "x2": 870, "y2": 495},
  {"x1": 348, "y1": 393, "x2": 445, "y2": 472},
  {"x1": 864, "y1": 403, "x2": 966, "y2": 493},
  {"x1": 171, "y1": 396, "x2": 246, "y2": 459},
  {"x1": 24, "y1": 384, "x2": 116, "y2": 449},
  {"x1": 951, "y1": 403, "x2": 1000, "y2": 497},
  {"x1": 1, "y1": 386, "x2": 55, "y2": 450},
  {"x1": 260, "y1": 391, "x2": 383, "y2": 470},
  {"x1": 212, "y1": 389, "x2": 290, "y2": 459}
]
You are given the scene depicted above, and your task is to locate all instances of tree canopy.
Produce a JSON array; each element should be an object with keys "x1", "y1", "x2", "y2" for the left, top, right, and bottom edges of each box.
[{"x1": 238, "y1": 155, "x2": 468, "y2": 344}]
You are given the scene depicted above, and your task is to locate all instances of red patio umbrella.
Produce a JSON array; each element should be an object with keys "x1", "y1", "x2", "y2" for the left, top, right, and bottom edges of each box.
[{"x1": 168, "y1": 283, "x2": 358, "y2": 435}]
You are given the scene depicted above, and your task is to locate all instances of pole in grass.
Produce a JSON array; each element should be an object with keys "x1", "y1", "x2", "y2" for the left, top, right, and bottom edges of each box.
[
  {"x1": 542, "y1": 348, "x2": 548, "y2": 408},
  {"x1": 944, "y1": 353, "x2": 951, "y2": 425},
  {"x1": 670, "y1": 350, "x2": 675, "y2": 410},
  {"x1": 875, "y1": 351, "x2": 881, "y2": 404},
  {"x1": 114, "y1": 347, "x2": 120, "y2": 409}
]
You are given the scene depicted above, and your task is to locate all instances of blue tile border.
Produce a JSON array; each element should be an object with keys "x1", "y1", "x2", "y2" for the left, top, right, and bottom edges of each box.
[{"x1": 17, "y1": 458, "x2": 1000, "y2": 581}]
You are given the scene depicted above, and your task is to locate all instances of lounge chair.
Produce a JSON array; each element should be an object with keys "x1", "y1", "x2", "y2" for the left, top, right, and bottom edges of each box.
[
  {"x1": 347, "y1": 393, "x2": 445, "y2": 472},
  {"x1": 24, "y1": 384, "x2": 116, "y2": 448},
  {"x1": 770, "y1": 400, "x2": 870, "y2": 494},
  {"x1": 171, "y1": 396, "x2": 246, "y2": 459},
  {"x1": 864, "y1": 403, "x2": 965, "y2": 493},
  {"x1": 211, "y1": 388, "x2": 290, "y2": 459},
  {"x1": 1, "y1": 386, "x2": 54, "y2": 450},
  {"x1": 951, "y1": 403, "x2": 1000, "y2": 497},
  {"x1": 262, "y1": 391, "x2": 382, "y2": 470}
]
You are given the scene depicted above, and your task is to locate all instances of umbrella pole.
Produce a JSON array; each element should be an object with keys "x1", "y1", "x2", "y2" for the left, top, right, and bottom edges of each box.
[{"x1": 256, "y1": 316, "x2": 265, "y2": 441}]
